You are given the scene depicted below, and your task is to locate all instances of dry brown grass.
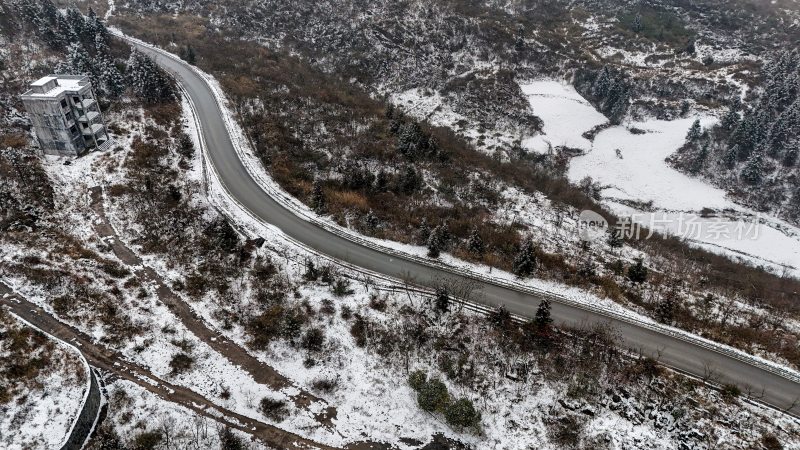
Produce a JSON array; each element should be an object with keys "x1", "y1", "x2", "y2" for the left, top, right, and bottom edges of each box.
[
  {"x1": 330, "y1": 189, "x2": 369, "y2": 211},
  {"x1": 0, "y1": 133, "x2": 28, "y2": 149},
  {"x1": 144, "y1": 102, "x2": 181, "y2": 127}
]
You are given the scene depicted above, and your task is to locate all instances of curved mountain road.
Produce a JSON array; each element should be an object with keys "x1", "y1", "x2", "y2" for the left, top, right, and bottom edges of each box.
[{"x1": 129, "y1": 40, "x2": 800, "y2": 417}]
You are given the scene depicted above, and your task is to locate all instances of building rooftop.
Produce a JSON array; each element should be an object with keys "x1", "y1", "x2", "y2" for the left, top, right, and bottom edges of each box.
[
  {"x1": 30, "y1": 76, "x2": 58, "y2": 87},
  {"x1": 21, "y1": 75, "x2": 90, "y2": 99}
]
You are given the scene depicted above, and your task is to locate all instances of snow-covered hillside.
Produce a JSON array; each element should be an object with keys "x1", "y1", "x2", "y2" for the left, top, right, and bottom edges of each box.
[
  {"x1": 0, "y1": 311, "x2": 88, "y2": 450},
  {"x1": 522, "y1": 80, "x2": 800, "y2": 276},
  {"x1": 3, "y1": 1, "x2": 800, "y2": 448}
]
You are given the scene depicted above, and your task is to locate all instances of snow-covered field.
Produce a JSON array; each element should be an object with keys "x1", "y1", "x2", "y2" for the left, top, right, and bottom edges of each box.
[
  {"x1": 519, "y1": 80, "x2": 607, "y2": 153},
  {"x1": 522, "y1": 80, "x2": 800, "y2": 276}
]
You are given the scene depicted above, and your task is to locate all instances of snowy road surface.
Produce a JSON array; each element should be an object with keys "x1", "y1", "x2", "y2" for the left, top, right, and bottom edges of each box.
[{"x1": 129, "y1": 41, "x2": 800, "y2": 417}]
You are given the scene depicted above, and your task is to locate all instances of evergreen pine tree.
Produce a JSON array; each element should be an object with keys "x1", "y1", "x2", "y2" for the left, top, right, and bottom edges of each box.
[
  {"x1": 60, "y1": 42, "x2": 99, "y2": 86},
  {"x1": 437, "y1": 221, "x2": 451, "y2": 248},
  {"x1": 730, "y1": 115, "x2": 755, "y2": 161},
  {"x1": 375, "y1": 169, "x2": 389, "y2": 192},
  {"x1": 514, "y1": 24, "x2": 525, "y2": 52},
  {"x1": 783, "y1": 143, "x2": 798, "y2": 167},
  {"x1": 417, "y1": 219, "x2": 431, "y2": 245},
  {"x1": 627, "y1": 258, "x2": 648, "y2": 284},
  {"x1": 488, "y1": 305, "x2": 513, "y2": 330},
  {"x1": 95, "y1": 35, "x2": 125, "y2": 98},
  {"x1": 606, "y1": 227, "x2": 623, "y2": 248},
  {"x1": 186, "y1": 45, "x2": 197, "y2": 65},
  {"x1": 691, "y1": 142, "x2": 709, "y2": 174},
  {"x1": 38, "y1": 0, "x2": 63, "y2": 49},
  {"x1": 310, "y1": 180, "x2": 326, "y2": 213},
  {"x1": 176, "y1": 133, "x2": 194, "y2": 158},
  {"x1": 577, "y1": 256, "x2": 596, "y2": 279},
  {"x1": 655, "y1": 295, "x2": 676, "y2": 324},
  {"x1": 416, "y1": 378, "x2": 449, "y2": 412},
  {"x1": 219, "y1": 427, "x2": 246, "y2": 450},
  {"x1": 632, "y1": 13, "x2": 642, "y2": 33},
  {"x1": 741, "y1": 149, "x2": 766, "y2": 185},
  {"x1": 434, "y1": 286, "x2": 449, "y2": 313},
  {"x1": 721, "y1": 108, "x2": 739, "y2": 132},
  {"x1": 398, "y1": 165, "x2": 421, "y2": 194},
  {"x1": 84, "y1": 7, "x2": 98, "y2": 39},
  {"x1": 591, "y1": 66, "x2": 611, "y2": 99},
  {"x1": 724, "y1": 144, "x2": 739, "y2": 169},
  {"x1": 685, "y1": 39, "x2": 696, "y2": 54},
  {"x1": 303, "y1": 259, "x2": 319, "y2": 281},
  {"x1": 686, "y1": 119, "x2": 702, "y2": 142},
  {"x1": 534, "y1": 299, "x2": 552, "y2": 330},
  {"x1": 56, "y1": 14, "x2": 77, "y2": 44},
  {"x1": 66, "y1": 8, "x2": 86, "y2": 41},
  {"x1": 444, "y1": 398, "x2": 481, "y2": 429},
  {"x1": 467, "y1": 227, "x2": 484, "y2": 256},
  {"x1": 789, "y1": 187, "x2": 800, "y2": 221},
  {"x1": 397, "y1": 122, "x2": 423, "y2": 159},
  {"x1": 427, "y1": 225, "x2": 445, "y2": 258},
  {"x1": 41, "y1": 0, "x2": 60, "y2": 24},
  {"x1": 364, "y1": 209, "x2": 379, "y2": 231},
  {"x1": 512, "y1": 238, "x2": 537, "y2": 277},
  {"x1": 608, "y1": 82, "x2": 630, "y2": 124}
]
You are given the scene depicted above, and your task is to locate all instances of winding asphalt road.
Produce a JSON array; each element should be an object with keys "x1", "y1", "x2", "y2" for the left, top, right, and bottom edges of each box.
[{"x1": 130, "y1": 40, "x2": 800, "y2": 417}]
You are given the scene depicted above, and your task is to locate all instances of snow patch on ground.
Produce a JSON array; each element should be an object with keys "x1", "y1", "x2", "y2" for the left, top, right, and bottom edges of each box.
[
  {"x1": 520, "y1": 80, "x2": 608, "y2": 153},
  {"x1": 570, "y1": 116, "x2": 724, "y2": 210}
]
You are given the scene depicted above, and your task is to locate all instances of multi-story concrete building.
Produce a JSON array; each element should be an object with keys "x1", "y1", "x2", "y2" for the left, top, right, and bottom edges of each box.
[{"x1": 21, "y1": 75, "x2": 111, "y2": 157}]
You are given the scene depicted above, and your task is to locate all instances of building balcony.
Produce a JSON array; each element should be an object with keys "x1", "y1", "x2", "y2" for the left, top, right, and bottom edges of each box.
[
  {"x1": 77, "y1": 111, "x2": 100, "y2": 123},
  {"x1": 81, "y1": 123, "x2": 105, "y2": 137},
  {"x1": 74, "y1": 98, "x2": 96, "y2": 109}
]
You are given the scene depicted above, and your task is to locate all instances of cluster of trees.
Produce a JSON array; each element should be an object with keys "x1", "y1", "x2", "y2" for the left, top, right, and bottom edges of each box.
[
  {"x1": 487, "y1": 299, "x2": 555, "y2": 354},
  {"x1": 421, "y1": 220, "x2": 451, "y2": 258},
  {"x1": 9, "y1": 1, "x2": 174, "y2": 103},
  {"x1": 329, "y1": 161, "x2": 425, "y2": 199},
  {"x1": 575, "y1": 66, "x2": 632, "y2": 124},
  {"x1": 245, "y1": 300, "x2": 311, "y2": 351},
  {"x1": 724, "y1": 52, "x2": 799, "y2": 180},
  {"x1": 408, "y1": 370, "x2": 481, "y2": 429},
  {"x1": 672, "y1": 50, "x2": 800, "y2": 223},
  {"x1": 178, "y1": 44, "x2": 197, "y2": 65},
  {"x1": 15, "y1": 1, "x2": 127, "y2": 98},
  {"x1": 126, "y1": 49, "x2": 176, "y2": 104},
  {"x1": 388, "y1": 107, "x2": 445, "y2": 162},
  {"x1": 0, "y1": 147, "x2": 54, "y2": 231},
  {"x1": 246, "y1": 260, "x2": 358, "y2": 354}
]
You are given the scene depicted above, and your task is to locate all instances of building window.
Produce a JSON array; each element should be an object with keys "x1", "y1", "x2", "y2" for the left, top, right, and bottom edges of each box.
[
  {"x1": 82, "y1": 122, "x2": 88, "y2": 129},
  {"x1": 72, "y1": 96, "x2": 81, "y2": 104},
  {"x1": 60, "y1": 98, "x2": 68, "y2": 108},
  {"x1": 70, "y1": 125, "x2": 78, "y2": 134},
  {"x1": 65, "y1": 111, "x2": 72, "y2": 121}
]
